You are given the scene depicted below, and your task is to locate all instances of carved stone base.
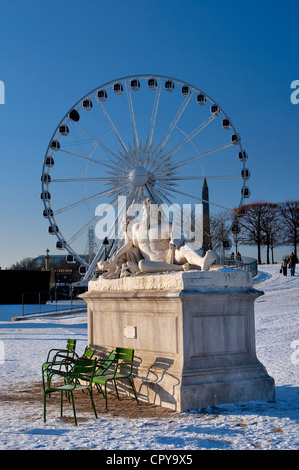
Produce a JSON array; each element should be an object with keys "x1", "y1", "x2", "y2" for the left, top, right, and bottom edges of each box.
[{"x1": 82, "y1": 269, "x2": 275, "y2": 411}]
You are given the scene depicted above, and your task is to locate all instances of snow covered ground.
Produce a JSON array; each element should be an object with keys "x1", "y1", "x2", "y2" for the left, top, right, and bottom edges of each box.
[{"x1": 0, "y1": 264, "x2": 298, "y2": 450}]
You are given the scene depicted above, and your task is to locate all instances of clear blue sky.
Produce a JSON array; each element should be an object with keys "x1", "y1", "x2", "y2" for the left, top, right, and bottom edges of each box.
[{"x1": 0, "y1": 0, "x2": 298, "y2": 268}]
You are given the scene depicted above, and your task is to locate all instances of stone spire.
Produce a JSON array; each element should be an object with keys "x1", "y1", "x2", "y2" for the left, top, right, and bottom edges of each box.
[{"x1": 202, "y1": 178, "x2": 211, "y2": 254}]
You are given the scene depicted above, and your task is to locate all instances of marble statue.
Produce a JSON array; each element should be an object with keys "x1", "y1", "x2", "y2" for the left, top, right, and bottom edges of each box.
[{"x1": 98, "y1": 198, "x2": 217, "y2": 278}]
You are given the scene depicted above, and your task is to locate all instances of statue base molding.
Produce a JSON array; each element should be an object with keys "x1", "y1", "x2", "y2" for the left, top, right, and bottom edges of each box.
[{"x1": 82, "y1": 269, "x2": 275, "y2": 411}]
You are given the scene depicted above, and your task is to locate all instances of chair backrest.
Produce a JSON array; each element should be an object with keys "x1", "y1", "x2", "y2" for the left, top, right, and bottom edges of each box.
[
  {"x1": 115, "y1": 348, "x2": 135, "y2": 376},
  {"x1": 94, "y1": 350, "x2": 116, "y2": 377},
  {"x1": 66, "y1": 339, "x2": 77, "y2": 353},
  {"x1": 73, "y1": 358, "x2": 96, "y2": 385},
  {"x1": 81, "y1": 346, "x2": 96, "y2": 359}
]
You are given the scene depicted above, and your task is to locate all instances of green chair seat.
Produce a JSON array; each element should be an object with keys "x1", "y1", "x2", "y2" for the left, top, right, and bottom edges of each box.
[{"x1": 92, "y1": 347, "x2": 139, "y2": 409}]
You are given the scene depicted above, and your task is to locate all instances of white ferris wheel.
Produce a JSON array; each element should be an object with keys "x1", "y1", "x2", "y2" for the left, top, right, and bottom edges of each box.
[{"x1": 41, "y1": 74, "x2": 250, "y2": 283}]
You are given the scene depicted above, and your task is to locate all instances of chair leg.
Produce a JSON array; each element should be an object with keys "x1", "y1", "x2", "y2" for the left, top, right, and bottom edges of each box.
[
  {"x1": 129, "y1": 379, "x2": 139, "y2": 405},
  {"x1": 114, "y1": 380, "x2": 120, "y2": 400},
  {"x1": 43, "y1": 392, "x2": 47, "y2": 423},
  {"x1": 70, "y1": 392, "x2": 77, "y2": 426},
  {"x1": 60, "y1": 390, "x2": 63, "y2": 418},
  {"x1": 88, "y1": 388, "x2": 97, "y2": 419},
  {"x1": 104, "y1": 383, "x2": 108, "y2": 409}
]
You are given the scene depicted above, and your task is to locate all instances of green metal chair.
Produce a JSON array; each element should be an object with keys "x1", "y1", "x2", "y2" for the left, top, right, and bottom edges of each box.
[
  {"x1": 42, "y1": 339, "x2": 77, "y2": 372},
  {"x1": 43, "y1": 358, "x2": 97, "y2": 426},
  {"x1": 42, "y1": 345, "x2": 96, "y2": 389},
  {"x1": 42, "y1": 339, "x2": 77, "y2": 389},
  {"x1": 92, "y1": 347, "x2": 139, "y2": 409}
]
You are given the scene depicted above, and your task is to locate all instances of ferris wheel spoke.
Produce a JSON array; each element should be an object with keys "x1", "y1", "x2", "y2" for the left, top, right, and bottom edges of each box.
[
  {"x1": 97, "y1": 101, "x2": 135, "y2": 165},
  {"x1": 66, "y1": 201, "x2": 118, "y2": 246},
  {"x1": 125, "y1": 83, "x2": 139, "y2": 153},
  {"x1": 155, "y1": 174, "x2": 240, "y2": 182},
  {"x1": 155, "y1": 91, "x2": 193, "y2": 156},
  {"x1": 54, "y1": 186, "x2": 128, "y2": 215},
  {"x1": 51, "y1": 176, "x2": 128, "y2": 183},
  {"x1": 58, "y1": 148, "x2": 126, "y2": 173},
  {"x1": 71, "y1": 120, "x2": 132, "y2": 169},
  {"x1": 145, "y1": 80, "x2": 162, "y2": 157},
  {"x1": 157, "y1": 114, "x2": 217, "y2": 165},
  {"x1": 165, "y1": 141, "x2": 234, "y2": 172},
  {"x1": 160, "y1": 184, "x2": 233, "y2": 211},
  {"x1": 147, "y1": 183, "x2": 173, "y2": 205},
  {"x1": 66, "y1": 216, "x2": 99, "y2": 246}
]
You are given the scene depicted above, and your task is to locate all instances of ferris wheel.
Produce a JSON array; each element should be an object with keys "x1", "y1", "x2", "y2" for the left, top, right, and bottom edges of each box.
[{"x1": 41, "y1": 74, "x2": 250, "y2": 282}]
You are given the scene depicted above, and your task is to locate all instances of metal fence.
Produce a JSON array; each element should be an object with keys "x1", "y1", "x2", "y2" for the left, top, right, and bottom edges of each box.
[{"x1": 213, "y1": 256, "x2": 258, "y2": 277}]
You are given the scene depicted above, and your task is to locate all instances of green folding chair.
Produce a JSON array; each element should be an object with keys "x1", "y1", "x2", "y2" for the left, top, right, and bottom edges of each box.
[
  {"x1": 92, "y1": 347, "x2": 139, "y2": 409},
  {"x1": 43, "y1": 358, "x2": 97, "y2": 426}
]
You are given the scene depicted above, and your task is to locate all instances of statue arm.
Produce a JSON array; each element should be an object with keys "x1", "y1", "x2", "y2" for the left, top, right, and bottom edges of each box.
[{"x1": 102, "y1": 239, "x2": 134, "y2": 271}]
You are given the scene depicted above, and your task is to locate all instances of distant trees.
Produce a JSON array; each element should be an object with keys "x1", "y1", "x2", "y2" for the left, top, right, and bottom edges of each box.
[
  {"x1": 210, "y1": 210, "x2": 231, "y2": 250},
  {"x1": 232, "y1": 200, "x2": 298, "y2": 263},
  {"x1": 279, "y1": 201, "x2": 299, "y2": 258},
  {"x1": 10, "y1": 258, "x2": 34, "y2": 270}
]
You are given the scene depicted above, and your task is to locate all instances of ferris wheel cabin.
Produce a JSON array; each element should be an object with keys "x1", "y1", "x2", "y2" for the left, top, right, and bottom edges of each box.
[
  {"x1": 97, "y1": 89, "x2": 107, "y2": 101},
  {"x1": 197, "y1": 94, "x2": 206, "y2": 105},
  {"x1": 59, "y1": 125, "x2": 69, "y2": 136},
  {"x1": 241, "y1": 187, "x2": 251, "y2": 198},
  {"x1": 131, "y1": 78, "x2": 140, "y2": 90},
  {"x1": 165, "y1": 80, "x2": 175, "y2": 91},
  {"x1": 148, "y1": 77, "x2": 157, "y2": 89},
  {"x1": 182, "y1": 85, "x2": 191, "y2": 96},
  {"x1": 83, "y1": 99, "x2": 93, "y2": 110},
  {"x1": 69, "y1": 109, "x2": 80, "y2": 122},
  {"x1": 113, "y1": 82, "x2": 123, "y2": 94}
]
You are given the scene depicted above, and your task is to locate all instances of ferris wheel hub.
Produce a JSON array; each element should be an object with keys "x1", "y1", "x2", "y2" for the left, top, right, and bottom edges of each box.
[{"x1": 128, "y1": 165, "x2": 149, "y2": 187}]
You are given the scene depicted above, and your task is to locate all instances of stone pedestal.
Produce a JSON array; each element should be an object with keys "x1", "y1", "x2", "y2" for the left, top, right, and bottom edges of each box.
[{"x1": 82, "y1": 269, "x2": 275, "y2": 411}]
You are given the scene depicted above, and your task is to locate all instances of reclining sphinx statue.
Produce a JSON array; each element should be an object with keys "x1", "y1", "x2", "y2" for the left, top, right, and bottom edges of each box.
[{"x1": 98, "y1": 198, "x2": 217, "y2": 279}]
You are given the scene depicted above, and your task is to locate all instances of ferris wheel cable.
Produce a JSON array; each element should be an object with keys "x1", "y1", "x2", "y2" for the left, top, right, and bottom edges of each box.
[
  {"x1": 83, "y1": 195, "x2": 131, "y2": 280},
  {"x1": 71, "y1": 119, "x2": 133, "y2": 173},
  {"x1": 66, "y1": 201, "x2": 119, "y2": 246},
  {"x1": 58, "y1": 148, "x2": 129, "y2": 174},
  {"x1": 147, "y1": 183, "x2": 174, "y2": 205},
  {"x1": 51, "y1": 176, "x2": 128, "y2": 183},
  {"x1": 155, "y1": 141, "x2": 234, "y2": 175},
  {"x1": 97, "y1": 101, "x2": 137, "y2": 167},
  {"x1": 72, "y1": 119, "x2": 133, "y2": 168},
  {"x1": 148, "y1": 113, "x2": 217, "y2": 173},
  {"x1": 155, "y1": 175, "x2": 241, "y2": 181},
  {"x1": 125, "y1": 83, "x2": 139, "y2": 153},
  {"x1": 117, "y1": 147, "x2": 141, "y2": 169},
  {"x1": 145, "y1": 81, "x2": 162, "y2": 156},
  {"x1": 155, "y1": 91, "x2": 193, "y2": 156},
  {"x1": 53, "y1": 185, "x2": 130, "y2": 216},
  {"x1": 157, "y1": 183, "x2": 234, "y2": 212},
  {"x1": 66, "y1": 216, "x2": 100, "y2": 246},
  {"x1": 160, "y1": 114, "x2": 218, "y2": 164}
]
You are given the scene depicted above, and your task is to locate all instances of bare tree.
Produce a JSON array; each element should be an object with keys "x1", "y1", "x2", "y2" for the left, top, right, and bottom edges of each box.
[
  {"x1": 260, "y1": 203, "x2": 285, "y2": 264},
  {"x1": 210, "y1": 210, "x2": 231, "y2": 254},
  {"x1": 279, "y1": 201, "x2": 299, "y2": 258},
  {"x1": 10, "y1": 257, "x2": 34, "y2": 270}
]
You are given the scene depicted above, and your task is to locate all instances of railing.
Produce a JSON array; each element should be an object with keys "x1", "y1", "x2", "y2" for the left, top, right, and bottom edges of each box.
[
  {"x1": 19, "y1": 289, "x2": 86, "y2": 317},
  {"x1": 212, "y1": 256, "x2": 258, "y2": 277}
]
